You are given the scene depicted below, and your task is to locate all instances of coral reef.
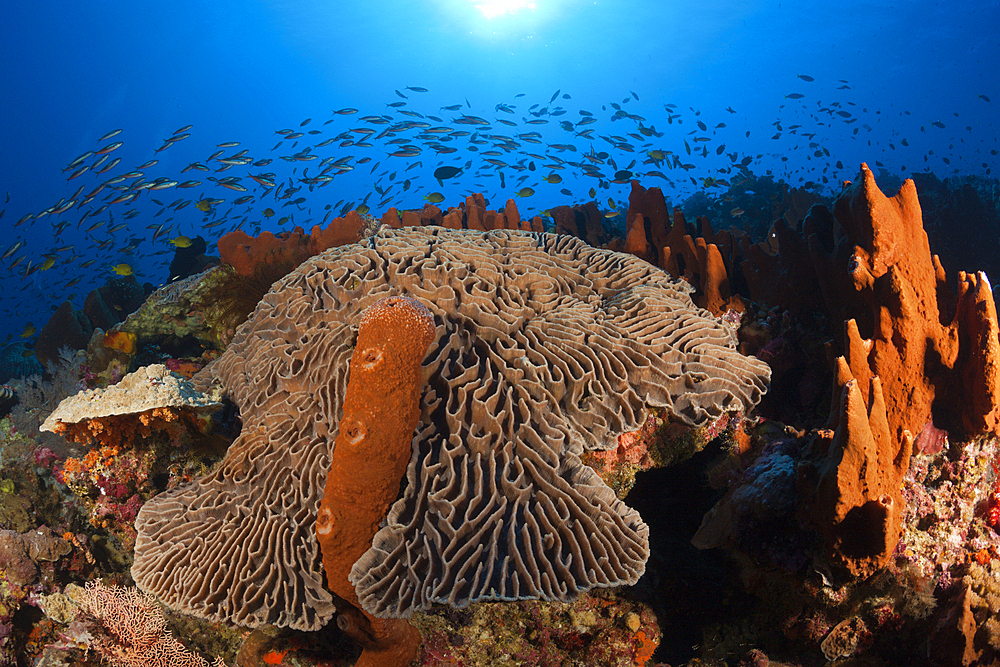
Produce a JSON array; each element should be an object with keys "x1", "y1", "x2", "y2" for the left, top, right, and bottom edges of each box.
[
  {"x1": 6, "y1": 169, "x2": 1000, "y2": 666},
  {"x1": 0, "y1": 527, "x2": 71, "y2": 586},
  {"x1": 613, "y1": 166, "x2": 1000, "y2": 451},
  {"x1": 610, "y1": 181, "x2": 745, "y2": 316},
  {"x1": 0, "y1": 527, "x2": 76, "y2": 664},
  {"x1": 686, "y1": 425, "x2": 1000, "y2": 665},
  {"x1": 35, "y1": 276, "x2": 150, "y2": 370},
  {"x1": 132, "y1": 226, "x2": 767, "y2": 635},
  {"x1": 53, "y1": 581, "x2": 225, "y2": 666},
  {"x1": 35, "y1": 302, "x2": 93, "y2": 371},
  {"x1": 409, "y1": 591, "x2": 660, "y2": 667},
  {"x1": 0, "y1": 341, "x2": 42, "y2": 385},
  {"x1": 695, "y1": 164, "x2": 1000, "y2": 585},
  {"x1": 897, "y1": 429, "x2": 1000, "y2": 588},
  {"x1": 961, "y1": 559, "x2": 1000, "y2": 657},
  {"x1": 32, "y1": 364, "x2": 225, "y2": 552},
  {"x1": 82, "y1": 275, "x2": 147, "y2": 334},
  {"x1": 217, "y1": 198, "x2": 547, "y2": 280},
  {"x1": 584, "y1": 409, "x2": 753, "y2": 499},
  {"x1": 197, "y1": 260, "x2": 302, "y2": 347},
  {"x1": 548, "y1": 201, "x2": 607, "y2": 245},
  {"x1": 217, "y1": 209, "x2": 369, "y2": 277},
  {"x1": 59, "y1": 444, "x2": 154, "y2": 549},
  {"x1": 114, "y1": 268, "x2": 230, "y2": 354},
  {"x1": 7, "y1": 346, "x2": 84, "y2": 454},
  {"x1": 393, "y1": 196, "x2": 545, "y2": 235},
  {"x1": 810, "y1": 163, "x2": 1000, "y2": 443}
]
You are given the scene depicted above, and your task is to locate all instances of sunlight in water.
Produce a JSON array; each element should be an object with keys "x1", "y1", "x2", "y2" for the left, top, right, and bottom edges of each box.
[{"x1": 472, "y1": 0, "x2": 537, "y2": 19}]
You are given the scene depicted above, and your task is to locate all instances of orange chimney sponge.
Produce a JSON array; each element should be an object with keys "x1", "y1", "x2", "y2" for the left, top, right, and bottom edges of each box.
[{"x1": 315, "y1": 295, "x2": 434, "y2": 666}]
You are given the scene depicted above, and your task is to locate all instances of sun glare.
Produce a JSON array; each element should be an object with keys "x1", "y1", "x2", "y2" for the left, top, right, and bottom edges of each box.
[{"x1": 472, "y1": 0, "x2": 537, "y2": 20}]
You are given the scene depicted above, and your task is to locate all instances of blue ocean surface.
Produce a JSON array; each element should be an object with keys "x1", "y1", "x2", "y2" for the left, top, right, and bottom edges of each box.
[{"x1": 1, "y1": 0, "x2": 997, "y2": 348}]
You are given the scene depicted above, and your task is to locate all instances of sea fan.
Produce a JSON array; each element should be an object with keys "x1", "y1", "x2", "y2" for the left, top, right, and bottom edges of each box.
[{"x1": 7, "y1": 346, "x2": 84, "y2": 451}]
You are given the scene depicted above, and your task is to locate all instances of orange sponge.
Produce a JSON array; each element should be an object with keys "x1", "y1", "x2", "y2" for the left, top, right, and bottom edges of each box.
[{"x1": 316, "y1": 295, "x2": 436, "y2": 667}]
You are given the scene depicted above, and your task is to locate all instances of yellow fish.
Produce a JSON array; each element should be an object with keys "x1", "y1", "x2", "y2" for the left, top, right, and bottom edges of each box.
[
  {"x1": 104, "y1": 330, "x2": 137, "y2": 354},
  {"x1": 262, "y1": 208, "x2": 275, "y2": 218},
  {"x1": 40, "y1": 256, "x2": 57, "y2": 271},
  {"x1": 169, "y1": 235, "x2": 193, "y2": 248},
  {"x1": 196, "y1": 199, "x2": 214, "y2": 212},
  {"x1": 589, "y1": 187, "x2": 597, "y2": 198},
  {"x1": 730, "y1": 207, "x2": 746, "y2": 217},
  {"x1": 110, "y1": 263, "x2": 133, "y2": 276},
  {"x1": 20, "y1": 323, "x2": 35, "y2": 338},
  {"x1": 356, "y1": 204, "x2": 370, "y2": 215},
  {"x1": 423, "y1": 192, "x2": 445, "y2": 204},
  {"x1": 542, "y1": 173, "x2": 562, "y2": 184},
  {"x1": 515, "y1": 187, "x2": 535, "y2": 198}
]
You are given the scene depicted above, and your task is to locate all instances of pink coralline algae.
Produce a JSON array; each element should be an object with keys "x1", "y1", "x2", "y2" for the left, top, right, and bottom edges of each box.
[
  {"x1": 60, "y1": 445, "x2": 156, "y2": 550},
  {"x1": 585, "y1": 408, "x2": 752, "y2": 498},
  {"x1": 914, "y1": 420, "x2": 950, "y2": 456},
  {"x1": 896, "y1": 433, "x2": 1000, "y2": 589}
]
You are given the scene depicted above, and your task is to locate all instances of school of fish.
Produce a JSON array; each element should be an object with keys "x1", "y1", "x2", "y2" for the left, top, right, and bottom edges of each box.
[{"x1": 1, "y1": 76, "x2": 996, "y2": 346}]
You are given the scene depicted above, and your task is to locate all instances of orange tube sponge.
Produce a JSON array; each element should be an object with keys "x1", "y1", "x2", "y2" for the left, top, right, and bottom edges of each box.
[
  {"x1": 801, "y1": 371, "x2": 913, "y2": 578},
  {"x1": 315, "y1": 295, "x2": 436, "y2": 667}
]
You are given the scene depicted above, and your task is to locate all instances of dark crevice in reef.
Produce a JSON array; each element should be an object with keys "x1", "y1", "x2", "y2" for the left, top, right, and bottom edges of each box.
[{"x1": 625, "y1": 441, "x2": 754, "y2": 665}]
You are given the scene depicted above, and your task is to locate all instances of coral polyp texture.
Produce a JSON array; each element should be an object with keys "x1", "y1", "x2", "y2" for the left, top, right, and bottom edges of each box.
[{"x1": 131, "y1": 226, "x2": 770, "y2": 632}]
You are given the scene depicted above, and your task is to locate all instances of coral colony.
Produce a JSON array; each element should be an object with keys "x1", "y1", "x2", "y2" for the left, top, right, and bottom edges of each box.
[{"x1": 1, "y1": 164, "x2": 1000, "y2": 667}]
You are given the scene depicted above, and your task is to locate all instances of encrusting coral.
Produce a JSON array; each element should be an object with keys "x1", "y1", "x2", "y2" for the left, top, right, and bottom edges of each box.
[
  {"x1": 131, "y1": 226, "x2": 768, "y2": 633},
  {"x1": 316, "y1": 295, "x2": 435, "y2": 667},
  {"x1": 39, "y1": 363, "x2": 221, "y2": 449}
]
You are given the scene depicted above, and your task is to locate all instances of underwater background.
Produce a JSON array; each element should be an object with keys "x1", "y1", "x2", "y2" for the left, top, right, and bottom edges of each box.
[
  {"x1": 1, "y1": 0, "x2": 997, "y2": 347},
  {"x1": 2, "y1": 2, "x2": 1000, "y2": 667}
]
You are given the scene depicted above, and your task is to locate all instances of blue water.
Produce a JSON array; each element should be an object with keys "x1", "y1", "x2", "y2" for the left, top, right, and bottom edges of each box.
[{"x1": 1, "y1": 0, "x2": 997, "y2": 348}]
